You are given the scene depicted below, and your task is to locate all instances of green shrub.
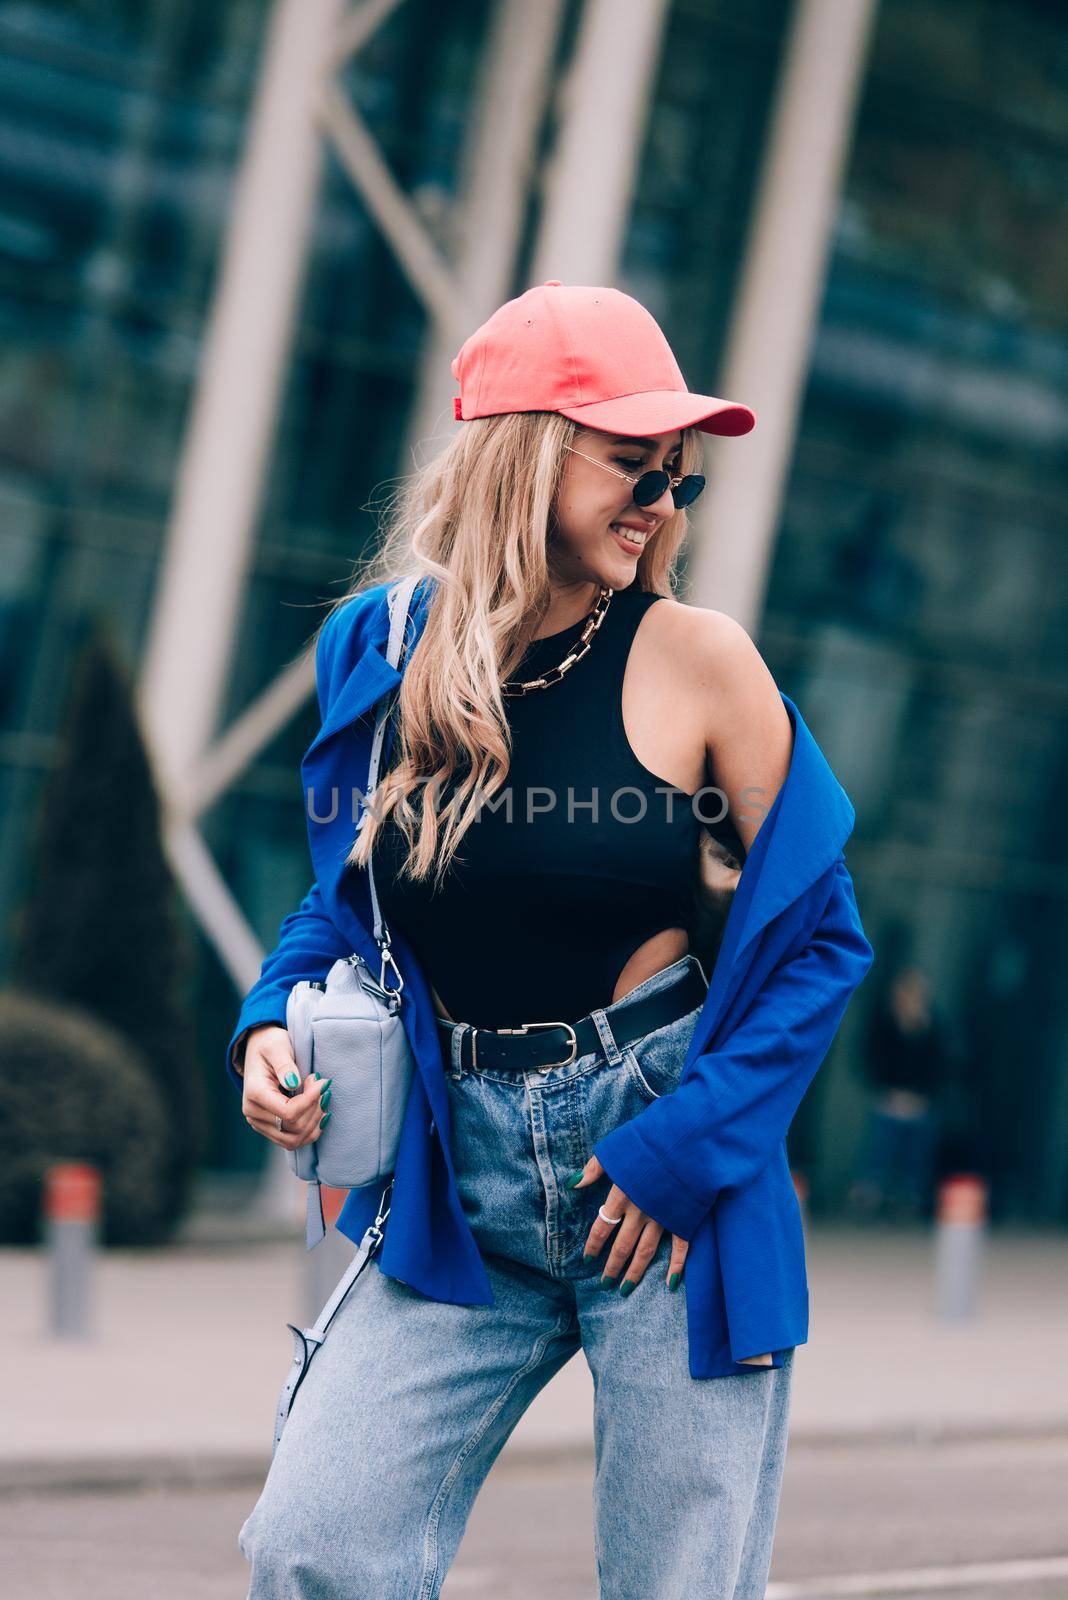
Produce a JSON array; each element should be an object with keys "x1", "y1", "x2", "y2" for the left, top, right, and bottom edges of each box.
[{"x1": 0, "y1": 991, "x2": 173, "y2": 1247}]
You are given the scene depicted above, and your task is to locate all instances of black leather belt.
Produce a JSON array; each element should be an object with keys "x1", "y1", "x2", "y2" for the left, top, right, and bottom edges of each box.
[{"x1": 436, "y1": 964, "x2": 708, "y2": 1073}]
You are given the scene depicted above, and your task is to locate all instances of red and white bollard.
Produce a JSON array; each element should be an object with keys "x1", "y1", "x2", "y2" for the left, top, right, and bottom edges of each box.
[
  {"x1": 791, "y1": 1169, "x2": 809, "y2": 1234},
  {"x1": 44, "y1": 1163, "x2": 101, "y2": 1341},
  {"x1": 934, "y1": 1173, "x2": 987, "y2": 1321}
]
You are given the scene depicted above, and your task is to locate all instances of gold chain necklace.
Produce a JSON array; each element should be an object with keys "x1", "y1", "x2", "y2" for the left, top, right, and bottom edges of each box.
[{"x1": 501, "y1": 586, "x2": 614, "y2": 697}]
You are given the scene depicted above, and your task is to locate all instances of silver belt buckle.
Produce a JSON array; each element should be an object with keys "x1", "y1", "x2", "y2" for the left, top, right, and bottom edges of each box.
[{"x1": 496, "y1": 1020, "x2": 578, "y2": 1072}]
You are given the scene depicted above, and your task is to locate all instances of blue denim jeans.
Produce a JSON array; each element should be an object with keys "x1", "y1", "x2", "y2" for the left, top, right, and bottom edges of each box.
[{"x1": 239, "y1": 954, "x2": 794, "y2": 1599}]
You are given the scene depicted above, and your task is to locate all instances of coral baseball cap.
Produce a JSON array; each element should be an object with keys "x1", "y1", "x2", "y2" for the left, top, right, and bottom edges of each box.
[{"x1": 451, "y1": 280, "x2": 755, "y2": 438}]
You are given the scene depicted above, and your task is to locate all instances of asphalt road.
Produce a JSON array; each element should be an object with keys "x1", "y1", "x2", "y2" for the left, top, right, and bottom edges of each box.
[{"x1": 3, "y1": 1433, "x2": 1067, "y2": 1599}]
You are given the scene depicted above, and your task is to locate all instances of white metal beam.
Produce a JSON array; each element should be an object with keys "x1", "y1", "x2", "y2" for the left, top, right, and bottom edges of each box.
[
  {"x1": 139, "y1": 0, "x2": 346, "y2": 795},
  {"x1": 404, "y1": 0, "x2": 568, "y2": 457},
  {"x1": 531, "y1": 0, "x2": 671, "y2": 286},
  {"x1": 684, "y1": 0, "x2": 880, "y2": 632}
]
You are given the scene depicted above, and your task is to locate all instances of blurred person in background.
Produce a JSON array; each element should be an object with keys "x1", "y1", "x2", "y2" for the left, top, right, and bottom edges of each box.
[
  {"x1": 849, "y1": 962, "x2": 950, "y2": 1222},
  {"x1": 227, "y1": 283, "x2": 873, "y2": 1598}
]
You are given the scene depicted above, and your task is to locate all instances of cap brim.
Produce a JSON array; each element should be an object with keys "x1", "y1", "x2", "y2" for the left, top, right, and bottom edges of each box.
[{"x1": 558, "y1": 390, "x2": 755, "y2": 438}]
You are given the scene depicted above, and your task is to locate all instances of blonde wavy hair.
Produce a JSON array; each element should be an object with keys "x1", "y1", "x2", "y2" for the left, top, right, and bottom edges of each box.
[{"x1": 330, "y1": 410, "x2": 704, "y2": 890}]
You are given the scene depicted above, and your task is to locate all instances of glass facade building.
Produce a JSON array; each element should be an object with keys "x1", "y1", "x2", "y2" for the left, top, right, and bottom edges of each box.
[
  {"x1": 755, "y1": 0, "x2": 1068, "y2": 1221},
  {"x1": 1, "y1": 0, "x2": 1064, "y2": 1215}
]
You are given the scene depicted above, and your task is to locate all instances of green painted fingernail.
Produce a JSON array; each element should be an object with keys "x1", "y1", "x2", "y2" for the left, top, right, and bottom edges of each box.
[
  {"x1": 320, "y1": 1111, "x2": 332, "y2": 1128},
  {"x1": 284, "y1": 1072, "x2": 299, "y2": 1089},
  {"x1": 564, "y1": 1171, "x2": 584, "y2": 1188},
  {"x1": 599, "y1": 1273, "x2": 618, "y2": 1290},
  {"x1": 668, "y1": 1272, "x2": 681, "y2": 1291},
  {"x1": 320, "y1": 1089, "x2": 332, "y2": 1111},
  {"x1": 619, "y1": 1279, "x2": 636, "y2": 1297}
]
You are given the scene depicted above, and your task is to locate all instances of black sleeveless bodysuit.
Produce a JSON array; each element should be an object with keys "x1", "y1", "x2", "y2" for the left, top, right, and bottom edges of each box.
[{"x1": 372, "y1": 586, "x2": 732, "y2": 1029}]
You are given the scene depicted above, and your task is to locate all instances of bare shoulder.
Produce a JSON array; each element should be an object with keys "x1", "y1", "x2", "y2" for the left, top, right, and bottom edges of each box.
[
  {"x1": 648, "y1": 594, "x2": 745, "y2": 661},
  {"x1": 646, "y1": 596, "x2": 772, "y2": 703},
  {"x1": 649, "y1": 597, "x2": 793, "y2": 846}
]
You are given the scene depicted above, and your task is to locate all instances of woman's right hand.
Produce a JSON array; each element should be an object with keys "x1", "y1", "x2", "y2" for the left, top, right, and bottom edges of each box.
[{"x1": 240, "y1": 1025, "x2": 330, "y2": 1150}]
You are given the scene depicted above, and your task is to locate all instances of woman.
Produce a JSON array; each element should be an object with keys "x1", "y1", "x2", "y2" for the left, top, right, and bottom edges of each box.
[
  {"x1": 228, "y1": 283, "x2": 874, "y2": 1598},
  {"x1": 849, "y1": 963, "x2": 949, "y2": 1220}
]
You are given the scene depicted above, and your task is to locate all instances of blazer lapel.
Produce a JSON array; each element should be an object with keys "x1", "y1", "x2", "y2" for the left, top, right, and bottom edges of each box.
[
  {"x1": 732, "y1": 693, "x2": 855, "y2": 962},
  {"x1": 304, "y1": 640, "x2": 403, "y2": 758},
  {"x1": 306, "y1": 577, "x2": 435, "y2": 758},
  {"x1": 686, "y1": 692, "x2": 857, "y2": 1056}
]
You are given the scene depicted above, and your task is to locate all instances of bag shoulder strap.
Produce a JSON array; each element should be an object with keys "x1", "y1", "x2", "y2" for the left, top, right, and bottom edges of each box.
[
  {"x1": 364, "y1": 572, "x2": 421, "y2": 956},
  {"x1": 273, "y1": 1178, "x2": 393, "y2": 1457},
  {"x1": 385, "y1": 571, "x2": 420, "y2": 666}
]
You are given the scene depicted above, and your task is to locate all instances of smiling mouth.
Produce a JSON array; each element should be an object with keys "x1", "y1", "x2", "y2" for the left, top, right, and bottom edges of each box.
[{"x1": 610, "y1": 522, "x2": 649, "y2": 549}]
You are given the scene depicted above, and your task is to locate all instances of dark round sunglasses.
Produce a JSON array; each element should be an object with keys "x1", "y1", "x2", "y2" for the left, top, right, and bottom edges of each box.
[{"x1": 567, "y1": 446, "x2": 706, "y2": 509}]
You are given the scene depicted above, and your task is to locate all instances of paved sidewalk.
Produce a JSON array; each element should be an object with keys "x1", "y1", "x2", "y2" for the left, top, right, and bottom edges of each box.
[{"x1": 7, "y1": 1192, "x2": 1068, "y2": 1492}]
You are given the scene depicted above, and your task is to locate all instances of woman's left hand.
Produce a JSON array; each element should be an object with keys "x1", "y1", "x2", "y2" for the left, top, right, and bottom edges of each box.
[{"x1": 568, "y1": 1155, "x2": 687, "y2": 1292}]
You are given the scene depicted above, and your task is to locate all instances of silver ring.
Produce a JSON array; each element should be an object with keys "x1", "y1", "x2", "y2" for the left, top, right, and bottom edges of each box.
[
  {"x1": 275, "y1": 1115, "x2": 285, "y2": 1133},
  {"x1": 598, "y1": 1204, "x2": 624, "y2": 1225}
]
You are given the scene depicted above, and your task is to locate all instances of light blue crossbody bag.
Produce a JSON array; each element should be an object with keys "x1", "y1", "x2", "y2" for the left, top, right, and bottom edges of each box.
[{"x1": 283, "y1": 572, "x2": 421, "y2": 1251}]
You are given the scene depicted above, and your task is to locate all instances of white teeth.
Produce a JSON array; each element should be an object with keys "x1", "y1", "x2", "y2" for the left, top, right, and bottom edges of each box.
[{"x1": 611, "y1": 523, "x2": 646, "y2": 545}]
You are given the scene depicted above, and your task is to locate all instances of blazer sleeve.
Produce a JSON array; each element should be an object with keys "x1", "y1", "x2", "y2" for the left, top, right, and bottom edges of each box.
[
  {"x1": 591, "y1": 853, "x2": 875, "y2": 1238},
  {"x1": 223, "y1": 601, "x2": 361, "y2": 1096}
]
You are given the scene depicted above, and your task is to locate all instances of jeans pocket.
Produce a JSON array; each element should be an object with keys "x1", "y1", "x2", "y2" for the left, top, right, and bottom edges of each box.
[{"x1": 621, "y1": 1004, "x2": 702, "y2": 1103}]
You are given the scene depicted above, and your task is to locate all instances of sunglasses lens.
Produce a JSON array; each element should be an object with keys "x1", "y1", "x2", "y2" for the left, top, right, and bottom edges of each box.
[
  {"x1": 671, "y1": 474, "x2": 705, "y2": 508},
  {"x1": 633, "y1": 470, "x2": 670, "y2": 507},
  {"x1": 631, "y1": 471, "x2": 706, "y2": 508}
]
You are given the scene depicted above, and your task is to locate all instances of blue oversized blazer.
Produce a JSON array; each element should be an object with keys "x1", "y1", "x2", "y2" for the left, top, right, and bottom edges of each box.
[{"x1": 226, "y1": 577, "x2": 875, "y2": 1377}]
